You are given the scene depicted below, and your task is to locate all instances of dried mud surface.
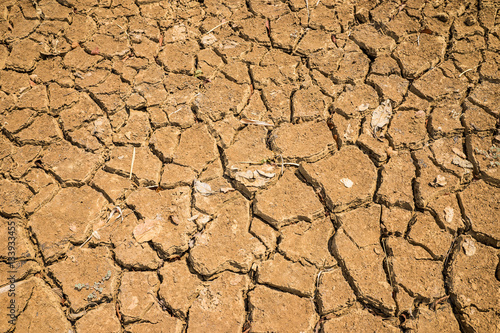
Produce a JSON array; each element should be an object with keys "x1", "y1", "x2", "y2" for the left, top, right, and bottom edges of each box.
[{"x1": 0, "y1": 0, "x2": 500, "y2": 332}]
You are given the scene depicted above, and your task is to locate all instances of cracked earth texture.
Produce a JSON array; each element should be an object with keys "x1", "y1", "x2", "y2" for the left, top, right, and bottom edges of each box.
[{"x1": 0, "y1": 0, "x2": 499, "y2": 332}]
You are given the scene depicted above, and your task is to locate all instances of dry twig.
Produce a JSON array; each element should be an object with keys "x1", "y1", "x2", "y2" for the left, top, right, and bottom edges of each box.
[
  {"x1": 205, "y1": 20, "x2": 229, "y2": 34},
  {"x1": 116, "y1": 302, "x2": 122, "y2": 321},
  {"x1": 80, "y1": 207, "x2": 124, "y2": 248},
  {"x1": 459, "y1": 66, "x2": 477, "y2": 77},
  {"x1": 129, "y1": 147, "x2": 136, "y2": 179},
  {"x1": 433, "y1": 295, "x2": 450, "y2": 310},
  {"x1": 280, "y1": 154, "x2": 284, "y2": 176}
]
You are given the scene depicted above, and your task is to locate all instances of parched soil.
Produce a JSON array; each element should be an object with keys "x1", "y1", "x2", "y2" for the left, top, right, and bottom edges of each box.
[{"x1": 0, "y1": 0, "x2": 500, "y2": 332}]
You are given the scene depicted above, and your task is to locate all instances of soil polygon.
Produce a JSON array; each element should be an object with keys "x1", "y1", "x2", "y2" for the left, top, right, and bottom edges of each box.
[
  {"x1": 300, "y1": 145, "x2": 377, "y2": 212},
  {"x1": 271, "y1": 121, "x2": 336, "y2": 162},
  {"x1": 29, "y1": 186, "x2": 107, "y2": 262},
  {"x1": 248, "y1": 285, "x2": 318, "y2": 333},
  {"x1": 446, "y1": 236, "x2": 500, "y2": 332},
  {"x1": 459, "y1": 180, "x2": 500, "y2": 247},
  {"x1": 189, "y1": 193, "x2": 265, "y2": 276},
  {"x1": 254, "y1": 169, "x2": 323, "y2": 228}
]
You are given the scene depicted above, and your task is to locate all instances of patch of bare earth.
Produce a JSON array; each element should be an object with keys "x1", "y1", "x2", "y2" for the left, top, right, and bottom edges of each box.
[{"x1": 0, "y1": 0, "x2": 499, "y2": 332}]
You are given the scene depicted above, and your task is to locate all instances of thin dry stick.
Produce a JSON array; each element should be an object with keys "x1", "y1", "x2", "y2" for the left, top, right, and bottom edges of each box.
[
  {"x1": 237, "y1": 159, "x2": 299, "y2": 167},
  {"x1": 381, "y1": 239, "x2": 394, "y2": 288},
  {"x1": 205, "y1": 20, "x2": 229, "y2": 34},
  {"x1": 115, "y1": 302, "x2": 122, "y2": 321},
  {"x1": 443, "y1": 232, "x2": 459, "y2": 269},
  {"x1": 238, "y1": 161, "x2": 268, "y2": 165},
  {"x1": 280, "y1": 154, "x2": 284, "y2": 176},
  {"x1": 315, "y1": 0, "x2": 321, "y2": 6},
  {"x1": 169, "y1": 107, "x2": 183, "y2": 117},
  {"x1": 459, "y1": 66, "x2": 477, "y2": 77},
  {"x1": 433, "y1": 295, "x2": 450, "y2": 310},
  {"x1": 116, "y1": 24, "x2": 130, "y2": 40},
  {"x1": 240, "y1": 118, "x2": 274, "y2": 126},
  {"x1": 314, "y1": 318, "x2": 324, "y2": 333},
  {"x1": 80, "y1": 207, "x2": 124, "y2": 248},
  {"x1": 129, "y1": 147, "x2": 136, "y2": 179},
  {"x1": 79, "y1": 234, "x2": 94, "y2": 248},
  {"x1": 316, "y1": 267, "x2": 335, "y2": 288},
  {"x1": 305, "y1": 0, "x2": 310, "y2": 19}
]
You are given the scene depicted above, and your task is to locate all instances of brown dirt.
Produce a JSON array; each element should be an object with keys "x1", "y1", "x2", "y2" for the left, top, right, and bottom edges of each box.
[{"x1": 0, "y1": 0, "x2": 499, "y2": 332}]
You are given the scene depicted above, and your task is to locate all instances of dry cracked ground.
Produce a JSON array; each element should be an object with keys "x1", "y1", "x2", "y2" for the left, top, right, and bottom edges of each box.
[{"x1": 0, "y1": 0, "x2": 500, "y2": 332}]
